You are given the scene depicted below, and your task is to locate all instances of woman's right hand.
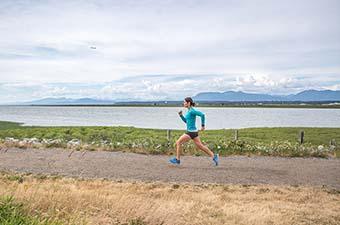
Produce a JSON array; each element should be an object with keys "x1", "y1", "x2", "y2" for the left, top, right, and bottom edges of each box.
[{"x1": 178, "y1": 110, "x2": 183, "y2": 116}]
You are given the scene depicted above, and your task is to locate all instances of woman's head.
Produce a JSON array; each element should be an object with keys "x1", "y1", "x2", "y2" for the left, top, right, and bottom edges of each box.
[{"x1": 183, "y1": 97, "x2": 195, "y2": 108}]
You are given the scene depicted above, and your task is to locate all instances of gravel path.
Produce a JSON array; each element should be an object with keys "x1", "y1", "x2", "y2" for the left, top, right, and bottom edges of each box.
[{"x1": 1, "y1": 147, "x2": 339, "y2": 189}]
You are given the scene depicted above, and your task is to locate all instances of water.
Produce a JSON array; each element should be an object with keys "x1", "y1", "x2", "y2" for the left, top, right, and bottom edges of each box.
[{"x1": 0, "y1": 106, "x2": 339, "y2": 129}]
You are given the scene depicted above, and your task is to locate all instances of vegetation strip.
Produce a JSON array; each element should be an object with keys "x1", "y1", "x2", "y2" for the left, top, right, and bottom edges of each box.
[{"x1": 0, "y1": 121, "x2": 339, "y2": 158}]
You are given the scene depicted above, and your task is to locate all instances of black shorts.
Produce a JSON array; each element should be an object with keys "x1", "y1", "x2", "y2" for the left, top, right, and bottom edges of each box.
[{"x1": 186, "y1": 131, "x2": 199, "y2": 139}]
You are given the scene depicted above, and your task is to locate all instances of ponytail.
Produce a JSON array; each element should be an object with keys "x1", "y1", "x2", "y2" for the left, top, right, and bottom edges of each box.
[{"x1": 184, "y1": 97, "x2": 196, "y2": 107}]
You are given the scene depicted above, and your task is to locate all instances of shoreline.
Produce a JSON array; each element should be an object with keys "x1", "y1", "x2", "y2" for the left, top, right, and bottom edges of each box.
[{"x1": 1, "y1": 103, "x2": 340, "y2": 108}]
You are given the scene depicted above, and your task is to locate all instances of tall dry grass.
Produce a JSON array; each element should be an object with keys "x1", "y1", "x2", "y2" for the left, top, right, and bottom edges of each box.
[{"x1": 0, "y1": 172, "x2": 339, "y2": 225}]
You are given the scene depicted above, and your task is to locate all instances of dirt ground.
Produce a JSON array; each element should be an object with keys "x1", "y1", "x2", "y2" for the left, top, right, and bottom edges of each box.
[{"x1": 0, "y1": 147, "x2": 339, "y2": 189}]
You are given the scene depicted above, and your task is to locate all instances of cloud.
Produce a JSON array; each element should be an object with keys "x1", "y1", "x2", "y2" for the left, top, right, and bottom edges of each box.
[
  {"x1": 0, "y1": 0, "x2": 339, "y2": 102},
  {"x1": 234, "y1": 75, "x2": 308, "y2": 94},
  {"x1": 1, "y1": 74, "x2": 339, "y2": 103}
]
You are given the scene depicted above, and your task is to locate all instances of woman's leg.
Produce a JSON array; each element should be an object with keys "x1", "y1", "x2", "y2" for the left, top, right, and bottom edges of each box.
[
  {"x1": 192, "y1": 136, "x2": 214, "y2": 158},
  {"x1": 175, "y1": 133, "x2": 191, "y2": 160}
]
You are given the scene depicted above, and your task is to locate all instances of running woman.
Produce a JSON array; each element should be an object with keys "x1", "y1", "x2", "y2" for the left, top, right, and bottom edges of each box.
[{"x1": 169, "y1": 97, "x2": 219, "y2": 166}]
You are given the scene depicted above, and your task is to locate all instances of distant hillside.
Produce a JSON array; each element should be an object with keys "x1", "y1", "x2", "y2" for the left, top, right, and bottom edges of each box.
[
  {"x1": 24, "y1": 97, "x2": 116, "y2": 105},
  {"x1": 5, "y1": 89, "x2": 340, "y2": 105},
  {"x1": 194, "y1": 90, "x2": 340, "y2": 102},
  {"x1": 285, "y1": 90, "x2": 340, "y2": 101}
]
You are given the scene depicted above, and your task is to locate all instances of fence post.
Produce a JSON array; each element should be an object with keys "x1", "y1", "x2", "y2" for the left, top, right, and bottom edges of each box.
[
  {"x1": 234, "y1": 129, "x2": 238, "y2": 141},
  {"x1": 167, "y1": 129, "x2": 171, "y2": 146},
  {"x1": 299, "y1": 130, "x2": 304, "y2": 144}
]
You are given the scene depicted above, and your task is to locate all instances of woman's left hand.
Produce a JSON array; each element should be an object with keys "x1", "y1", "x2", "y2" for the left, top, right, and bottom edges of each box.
[{"x1": 201, "y1": 126, "x2": 205, "y2": 131}]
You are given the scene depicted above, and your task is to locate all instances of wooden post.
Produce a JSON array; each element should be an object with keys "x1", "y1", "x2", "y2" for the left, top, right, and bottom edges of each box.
[
  {"x1": 234, "y1": 129, "x2": 238, "y2": 141},
  {"x1": 299, "y1": 130, "x2": 304, "y2": 144},
  {"x1": 330, "y1": 139, "x2": 336, "y2": 146},
  {"x1": 167, "y1": 129, "x2": 171, "y2": 146},
  {"x1": 167, "y1": 129, "x2": 171, "y2": 141}
]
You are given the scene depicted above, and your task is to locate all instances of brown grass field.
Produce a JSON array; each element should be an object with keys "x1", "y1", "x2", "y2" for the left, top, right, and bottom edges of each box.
[{"x1": 0, "y1": 172, "x2": 339, "y2": 225}]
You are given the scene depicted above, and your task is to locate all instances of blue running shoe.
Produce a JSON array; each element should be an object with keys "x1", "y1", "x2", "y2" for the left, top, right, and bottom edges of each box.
[
  {"x1": 213, "y1": 154, "x2": 219, "y2": 166},
  {"x1": 169, "y1": 157, "x2": 180, "y2": 165}
]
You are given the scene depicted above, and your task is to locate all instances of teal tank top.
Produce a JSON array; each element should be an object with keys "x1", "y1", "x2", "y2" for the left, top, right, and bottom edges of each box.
[{"x1": 179, "y1": 107, "x2": 205, "y2": 132}]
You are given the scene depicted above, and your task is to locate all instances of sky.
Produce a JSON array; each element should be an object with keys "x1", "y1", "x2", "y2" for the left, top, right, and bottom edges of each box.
[{"x1": 0, "y1": 0, "x2": 339, "y2": 103}]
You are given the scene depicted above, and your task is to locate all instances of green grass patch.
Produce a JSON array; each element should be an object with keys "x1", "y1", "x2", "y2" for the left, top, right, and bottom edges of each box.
[
  {"x1": 0, "y1": 121, "x2": 24, "y2": 130},
  {"x1": 0, "y1": 195, "x2": 151, "y2": 225},
  {"x1": 4, "y1": 174, "x2": 24, "y2": 183},
  {"x1": 1, "y1": 121, "x2": 339, "y2": 157},
  {"x1": 0, "y1": 196, "x2": 61, "y2": 225}
]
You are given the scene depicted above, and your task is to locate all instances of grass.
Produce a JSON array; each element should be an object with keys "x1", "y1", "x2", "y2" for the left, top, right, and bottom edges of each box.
[
  {"x1": 0, "y1": 172, "x2": 339, "y2": 225},
  {"x1": 0, "y1": 195, "x2": 149, "y2": 225},
  {"x1": 0, "y1": 173, "x2": 158, "y2": 225},
  {"x1": 0, "y1": 121, "x2": 339, "y2": 157},
  {"x1": 0, "y1": 196, "x2": 61, "y2": 225},
  {"x1": 0, "y1": 121, "x2": 24, "y2": 130}
]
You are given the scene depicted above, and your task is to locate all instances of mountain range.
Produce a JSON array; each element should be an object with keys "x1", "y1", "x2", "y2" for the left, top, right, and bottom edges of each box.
[
  {"x1": 6, "y1": 90, "x2": 340, "y2": 105},
  {"x1": 193, "y1": 90, "x2": 340, "y2": 102},
  {"x1": 15, "y1": 97, "x2": 116, "y2": 105}
]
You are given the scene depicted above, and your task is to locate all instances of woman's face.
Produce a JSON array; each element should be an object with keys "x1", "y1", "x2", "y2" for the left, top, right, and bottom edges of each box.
[{"x1": 183, "y1": 100, "x2": 190, "y2": 108}]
